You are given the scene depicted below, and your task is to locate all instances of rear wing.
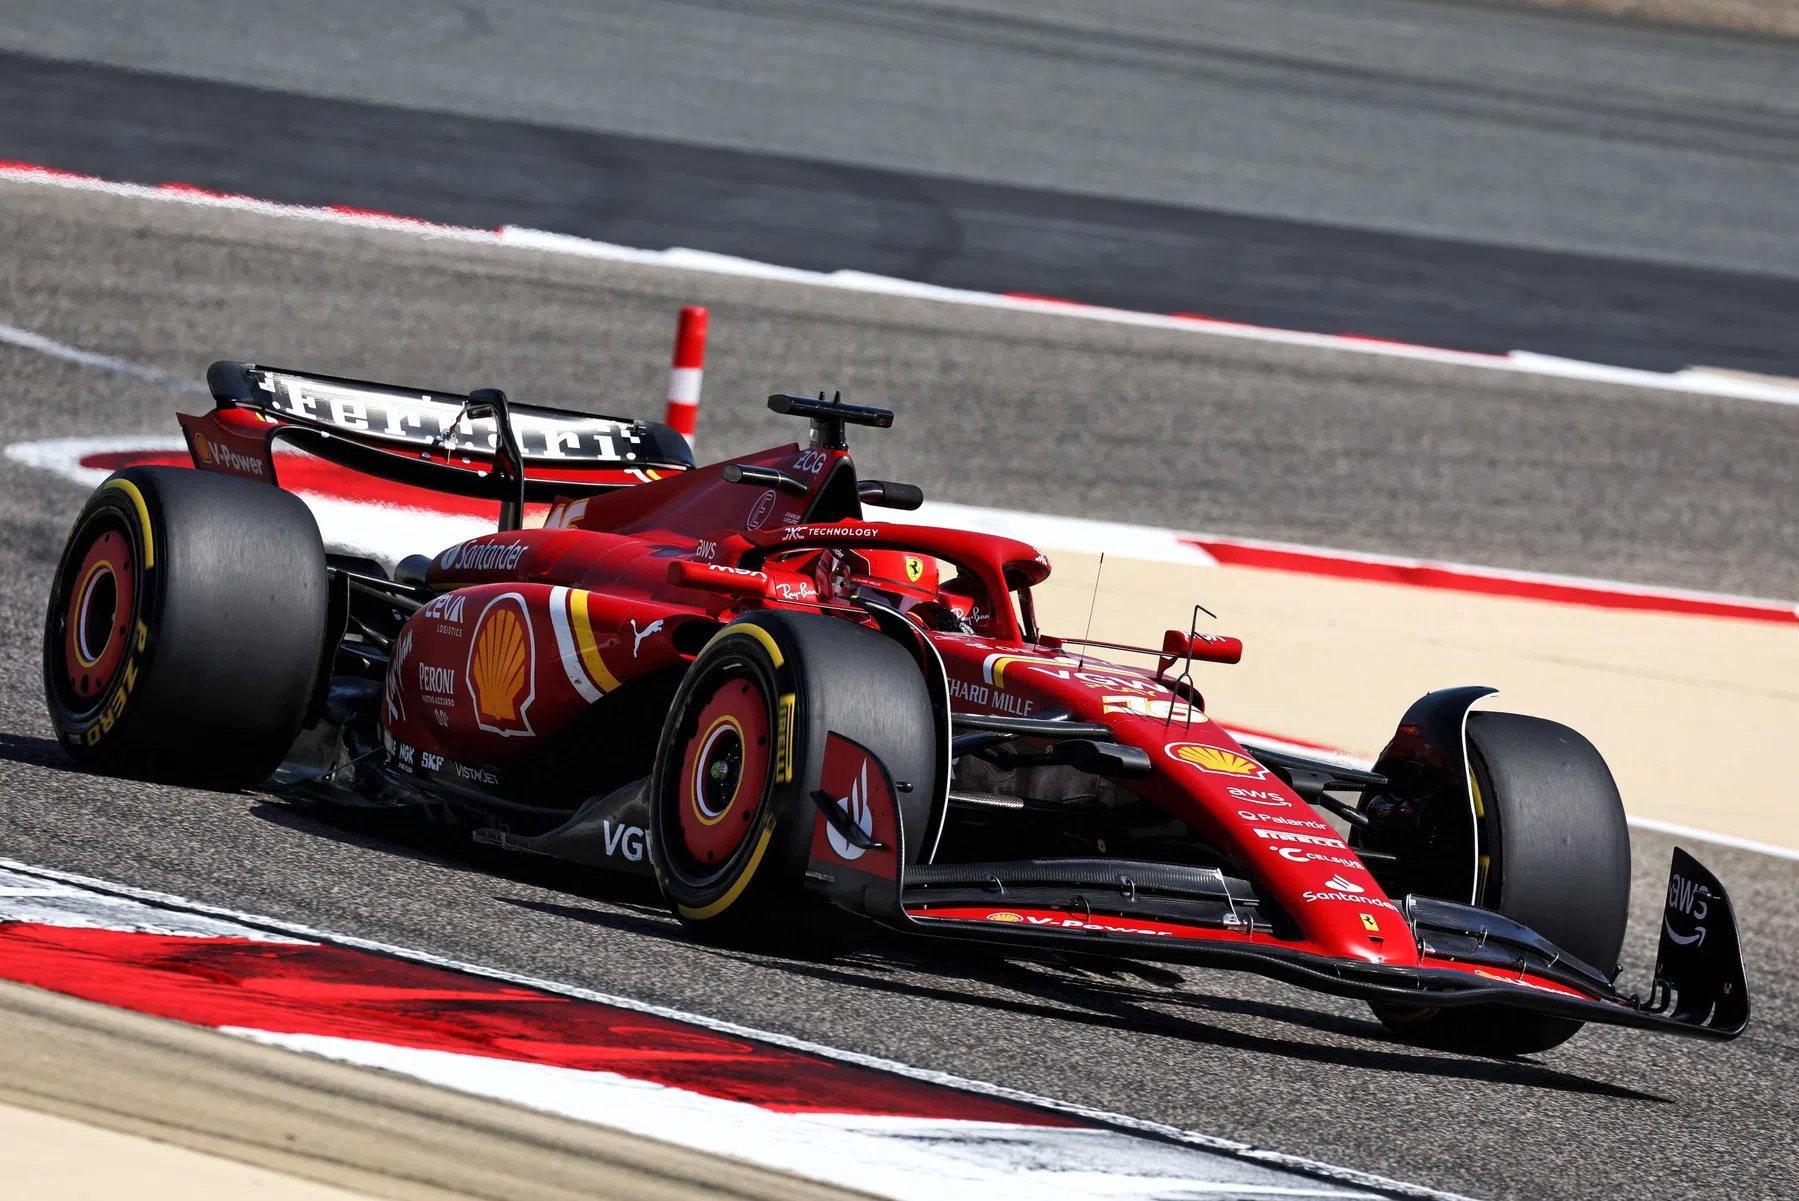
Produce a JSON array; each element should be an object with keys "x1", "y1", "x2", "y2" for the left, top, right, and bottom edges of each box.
[{"x1": 180, "y1": 362, "x2": 695, "y2": 523}]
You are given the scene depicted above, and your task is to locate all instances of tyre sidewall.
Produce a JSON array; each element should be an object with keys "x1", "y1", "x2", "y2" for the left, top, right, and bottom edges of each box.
[
  {"x1": 649, "y1": 622, "x2": 792, "y2": 916},
  {"x1": 1468, "y1": 711, "x2": 1631, "y2": 976},
  {"x1": 1374, "y1": 711, "x2": 1631, "y2": 1055},
  {"x1": 43, "y1": 480, "x2": 158, "y2": 754},
  {"x1": 649, "y1": 611, "x2": 935, "y2": 939},
  {"x1": 43, "y1": 467, "x2": 328, "y2": 785}
]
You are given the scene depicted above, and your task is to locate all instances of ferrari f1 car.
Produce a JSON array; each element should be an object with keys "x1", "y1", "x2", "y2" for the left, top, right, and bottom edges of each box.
[{"x1": 43, "y1": 361, "x2": 1749, "y2": 1055}]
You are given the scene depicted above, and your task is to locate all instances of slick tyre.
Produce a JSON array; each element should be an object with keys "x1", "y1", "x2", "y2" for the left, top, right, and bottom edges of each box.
[
  {"x1": 43, "y1": 466, "x2": 329, "y2": 789},
  {"x1": 1373, "y1": 712, "x2": 1631, "y2": 1056},
  {"x1": 648, "y1": 611, "x2": 936, "y2": 959}
]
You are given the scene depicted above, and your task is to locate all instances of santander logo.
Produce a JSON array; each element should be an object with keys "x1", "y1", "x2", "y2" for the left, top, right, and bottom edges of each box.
[{"x1": 1322, "y1": 874, "x2": 1364, "y2": 893}]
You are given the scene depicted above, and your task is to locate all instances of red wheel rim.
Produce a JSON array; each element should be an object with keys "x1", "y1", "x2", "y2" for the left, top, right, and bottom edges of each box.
[
  {"x1": 676, "y1": 676, "x2": 771, "y2": 867},
  {"x1": 63, "y1": 526, "x2": 135, "y2": 704}
]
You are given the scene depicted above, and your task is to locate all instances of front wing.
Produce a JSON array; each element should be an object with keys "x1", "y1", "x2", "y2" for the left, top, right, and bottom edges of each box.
[{"x1": 802, "y1": 765, "x2": 1749, "y2": 1042}]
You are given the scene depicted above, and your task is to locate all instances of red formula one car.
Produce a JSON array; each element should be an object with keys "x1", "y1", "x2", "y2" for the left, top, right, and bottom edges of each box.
[{"x1": 43, "y1": 362, "x2": 1748, "y2": 1055}]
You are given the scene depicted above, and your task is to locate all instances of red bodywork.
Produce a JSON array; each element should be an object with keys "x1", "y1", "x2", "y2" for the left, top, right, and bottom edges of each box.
[
  {"x1": 153, "y1": 366, "x2": 1748, "y2": 1042},
  {"x1": 333, "y1": 434, "x2": 1418, "y2": 971}
]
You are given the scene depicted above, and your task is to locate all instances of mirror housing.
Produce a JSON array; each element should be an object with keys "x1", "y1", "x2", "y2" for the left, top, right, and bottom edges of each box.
[{"x1": 1158, "y1": 629, "x2": 1243, "y2": 674}]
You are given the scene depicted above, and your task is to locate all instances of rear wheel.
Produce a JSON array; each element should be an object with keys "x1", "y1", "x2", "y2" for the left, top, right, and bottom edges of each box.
[
  {"x1": 43, "y1": 466, "x2": 329, "y2": 788},
  {"x1": 1372, "y1": 711, "x2": 1631, "y2": 1055},
  {"x1": 648, "y1": 611, "x2": 936, "y2": 958}
]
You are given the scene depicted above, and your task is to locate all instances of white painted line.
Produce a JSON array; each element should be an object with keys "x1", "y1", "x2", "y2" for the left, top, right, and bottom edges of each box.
[
  {"x1": 225, "y1": 1032, "x2": 1374, "y2": 1201},
  {"x1": 0, "y1": 858, "x2": 1474, "y2": 1201},
  {"x1": 888, "y1": 500, "x2": 1218, "y2": 567},
  {"x1": 0, "y1": 866, "x2": 309, "y2": 941},
  {"x1": 1190, "y1": 528, "x2": 1799, "y2": 613},
  {"x1": 13, "y1": 429, "x2": 1795, "y2": 629},
  {"x1": 9, "y1": 429, "x2": 1799, "y2": 862},
  {"x1": 1230, "y1": 739, "x2": 1799, "y2": 862},
  {"x1": 5, "y1": 161, "x2": 1799, "y2": 408},
  {"x1": 1619, "y1": 816, "x2": 1799, "y2": 864},
  {"x1": 5, "y1": 434, "x2": 191, "y2": 487},
  {"x1": 0, "y1": 322, "x2": 208, "y2": 394},
  {"x1": 0, "y1": 872, "x2": 1372, "y2": 1198},
  {"x1": 1, "y1": 435, "x2": 492, "y2": 565}
]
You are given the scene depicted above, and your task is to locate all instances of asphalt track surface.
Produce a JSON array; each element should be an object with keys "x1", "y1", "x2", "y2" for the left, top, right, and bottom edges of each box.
[
  {"x1": 3, "y1": 1, "x2": 1798, "y2": 373},
  {"x1": 3, "y1": 185, "x2": 1799, "y2": 1200}
]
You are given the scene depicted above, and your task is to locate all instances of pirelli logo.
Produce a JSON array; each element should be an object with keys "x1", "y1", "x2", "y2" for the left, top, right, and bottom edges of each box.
[
  {"x1": 86, "y1": 620, "x2": 150, "y2": 747},
  {"x1": 1253, "y1": 827, "x2": 1347, "y2": 848},
  {"x1": 775, "y1": 693, "x2": 797, "y2": 783}
]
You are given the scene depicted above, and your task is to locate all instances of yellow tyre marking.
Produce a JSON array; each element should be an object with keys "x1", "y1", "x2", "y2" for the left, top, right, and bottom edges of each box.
[
  {"x1": 691, "y1": 714, "x2": 746, "y2": 825},
  {"x1": 568, "y1": 589, "x2": 622, "y2": 692},
  {"x1": 702, "y1": 621, "x2": 785, "y2": 669},
  {"x1": 678, "y1": 620, "x2": 789, "y2": 919},
  {"x1": 677, "y1": 825, "x2": 773, "y2": 921},
  {"x1": 102, "y1": 478, "x2": 154, "y2": 568},
  {"x1": 774, "y1": 692, "x2": 796, "y2": 784}
]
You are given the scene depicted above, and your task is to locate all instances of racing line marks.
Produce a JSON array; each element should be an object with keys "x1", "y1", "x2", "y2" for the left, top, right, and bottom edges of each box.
[
  {"x1": 4, "y1": 158, "x2": 1799, "y2": 409},
  {"x1": 0, "y1": 860, "x2": 1463, "y2": 1201}
]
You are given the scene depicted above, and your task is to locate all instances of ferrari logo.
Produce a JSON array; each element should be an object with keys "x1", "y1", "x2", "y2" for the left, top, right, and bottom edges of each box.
[
  {"x1": 905, "y1": 555, "x2": 925, "y2": 583},
  {"x1": 1360, "y1": 913, "x2": 1381, "y2": 933}
]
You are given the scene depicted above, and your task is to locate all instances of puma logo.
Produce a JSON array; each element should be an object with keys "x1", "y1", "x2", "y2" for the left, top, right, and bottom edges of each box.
[{"x1": 630, "y1": 618, "x2": 665, "y2": 657}]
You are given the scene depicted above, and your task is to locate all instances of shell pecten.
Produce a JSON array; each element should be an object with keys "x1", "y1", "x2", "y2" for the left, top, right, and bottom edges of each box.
[
  {"x1": 472, "y1": 606, "x2": 527, "y2": 721},
  {"x1": 1174, "y1": 744, "x2": 1259, "y2": 775}
]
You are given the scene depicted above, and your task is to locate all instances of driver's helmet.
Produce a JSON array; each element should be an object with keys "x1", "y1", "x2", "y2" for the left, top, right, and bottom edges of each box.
[
  {"x1": 824, "y1": 549, "x2": 938, "y2": 610},
  {"x1": 802, "y1": 549, "x2": 974, "y2": 632}
]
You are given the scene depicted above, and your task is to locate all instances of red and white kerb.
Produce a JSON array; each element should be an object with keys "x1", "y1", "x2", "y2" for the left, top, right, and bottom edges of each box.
[{"x1": 664, "y1": 306, "x2": 708, "y2": 453}]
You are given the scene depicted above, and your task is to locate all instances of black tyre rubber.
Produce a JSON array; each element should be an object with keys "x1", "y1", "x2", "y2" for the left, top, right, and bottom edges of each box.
[
  {"x1": 648, "y1": 610, "x2": 936, "y2": 958},
  {"x1": 1373, "y1": 711, "x2": 1631, "y2": 1055},
  {"x1": 43, "y1": 466, "x2": 329, "y2": 788}
]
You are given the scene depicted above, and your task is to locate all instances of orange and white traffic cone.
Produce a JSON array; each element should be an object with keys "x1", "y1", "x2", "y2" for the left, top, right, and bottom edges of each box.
[{"x1": 663, "y1": 306, "x2": 707, "y2": 456}]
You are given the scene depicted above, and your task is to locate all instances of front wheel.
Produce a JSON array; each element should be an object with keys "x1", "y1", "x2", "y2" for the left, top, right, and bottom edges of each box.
[
  {"x1": 1371, "y1": 711, "x2": 1631, "y2": 1055},
  {"x1": 647, "y1": 611, "x2": 936, "y2": 958}
]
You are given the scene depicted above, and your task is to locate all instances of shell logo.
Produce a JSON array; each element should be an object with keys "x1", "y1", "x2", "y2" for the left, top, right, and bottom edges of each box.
[
  {"x1": 1164, "y1": 742, "x2": 1268, "y2": 779},
  {"x1": 985, "y1": 912, "x2": 1024, "y2": 923},
  {"x1": 193, "y1": 433, "x2": 213, "y2": 462},
  {"x1": 467, "y1": 594, "x2": 536, "y2": 736}
]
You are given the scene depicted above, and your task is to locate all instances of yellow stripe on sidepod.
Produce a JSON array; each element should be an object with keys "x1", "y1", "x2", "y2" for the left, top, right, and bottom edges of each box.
[{"x1": 567, "y1": 590, "x2": 622, "y2": 692}]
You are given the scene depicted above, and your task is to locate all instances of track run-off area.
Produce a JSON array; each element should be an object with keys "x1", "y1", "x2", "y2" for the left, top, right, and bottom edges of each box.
[{"x1": 1, "y1": 177, "x2": 1796, "y2": 1200}]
